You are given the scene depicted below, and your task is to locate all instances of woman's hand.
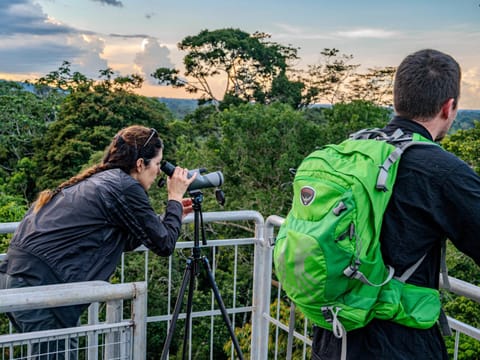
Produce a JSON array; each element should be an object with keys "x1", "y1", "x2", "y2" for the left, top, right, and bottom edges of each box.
[
  {"x1": 166, "y1": 167, "x2": 197, "y2": 202},
  {"x1": 181, "y1": 197, "x2": 193, "y2": 218}
]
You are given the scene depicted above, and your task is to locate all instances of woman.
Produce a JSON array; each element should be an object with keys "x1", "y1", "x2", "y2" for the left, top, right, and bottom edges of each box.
[{"x1": 0, "y1": 125, "x2": 195, "y2": 335}]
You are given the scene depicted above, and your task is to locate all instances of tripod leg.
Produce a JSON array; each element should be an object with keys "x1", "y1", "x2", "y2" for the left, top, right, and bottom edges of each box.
[
  {"x1": 182, "y1": 261, "x2": 196, "y2": 360},
  {"x1": 161, "y1": 258, "x2": 193, "y2": 360},
  {"x1": 201, "y1": 256, "x2": 245, "y2": 360}
]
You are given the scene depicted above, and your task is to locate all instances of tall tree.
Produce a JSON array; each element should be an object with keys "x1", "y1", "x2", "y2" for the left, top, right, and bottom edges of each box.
[
  {"x1": 297, "y1": 48, "x2": 396, "y2": 107},
  {"x1": 0, "y1": 81, "x2": 58, "y2": 200},
  {"x1": 151, "y1": 28, "x2": 299, "y2": 108},
  {"x1": 32, "y1": 64, "x2": 174, "y2": 194},
  {"x1": 299, "y1": 48, "x2": 360, "y2": 105},
  {"x1": 347, "y1": 67, "x2": 395, "y2": 106}
]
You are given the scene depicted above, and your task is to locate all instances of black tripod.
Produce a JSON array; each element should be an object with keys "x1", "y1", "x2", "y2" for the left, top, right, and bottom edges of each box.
[{"x1": 160, "y1": 190, "x2": 244, "y2": 360}]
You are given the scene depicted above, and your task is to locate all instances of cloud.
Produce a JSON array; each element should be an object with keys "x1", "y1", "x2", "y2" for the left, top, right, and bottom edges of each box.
[
  {"x1": 0, "y1": 0, "x2": 77, "y2": 36},
  {"x1": 110, "y1": 33, "x2": 153, "y2": 39},
  {"x1": 335, "y1": 28, "x2": 399, "y2": 39},
  {"x1": 272, "y1": 23, "x2": 333, "y2": 40},
  {"x1": 134, "y1": 38, "x2": 175, "y2": 85},
  {"x1": 90, "y1": 0, "x2": 123, "y2": 7},
  {"x1": 0, "y1": 0, "x2": 107, "y2": 78},
  {"x1": 461, "y1": 66, "x2": 480, "y2": 109},
  {"x1": 272, "y1": 23, "x2": 399, "y2": 41}
]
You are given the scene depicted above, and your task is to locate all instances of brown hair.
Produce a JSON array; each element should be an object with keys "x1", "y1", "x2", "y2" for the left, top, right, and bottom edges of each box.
[
  {"x1": 33, "y1": 125, "x2": 163, "y2": 213},
  {"x1": 394, "y1": 49, "x2": 461, "y2": 120}
]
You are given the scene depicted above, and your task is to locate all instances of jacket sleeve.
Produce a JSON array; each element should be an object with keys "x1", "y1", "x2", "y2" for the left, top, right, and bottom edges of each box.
[
  {"x1": 120, "y1": 182, "x2": 183, "y2": 256},
  {"x1": 438, "y1": 160, "x2": 480, "y2": 267}
]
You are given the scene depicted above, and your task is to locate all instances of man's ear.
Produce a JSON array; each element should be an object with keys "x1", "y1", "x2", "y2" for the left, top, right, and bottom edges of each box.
[{"x1": 441, "y1": 98, "x2": 455, "y2": 119}]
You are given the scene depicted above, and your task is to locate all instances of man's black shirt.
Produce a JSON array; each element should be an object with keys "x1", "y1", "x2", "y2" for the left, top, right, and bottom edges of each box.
[{"x1": 313, "y1": 117, "x2": 480, "y2": 359}]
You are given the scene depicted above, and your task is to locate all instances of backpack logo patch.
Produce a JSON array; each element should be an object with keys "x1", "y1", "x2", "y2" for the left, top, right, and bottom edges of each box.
[{"x1": 300, "y1": 186, "x2": 315, "y2": 206}]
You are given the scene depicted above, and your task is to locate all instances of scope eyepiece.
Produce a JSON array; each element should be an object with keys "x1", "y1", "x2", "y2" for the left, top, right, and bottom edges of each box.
[{"x1": 160, "y1": 161, "x2": 224, "y2": 191}]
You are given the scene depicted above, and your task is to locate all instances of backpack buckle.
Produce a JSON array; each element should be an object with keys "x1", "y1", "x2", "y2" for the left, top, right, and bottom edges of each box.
[
  {"x1": 321, "y1": 306, "x2": 334, "y2": 323},
  {"x1": 343, "y1": 260, "x2": 361, "y2": 278}
]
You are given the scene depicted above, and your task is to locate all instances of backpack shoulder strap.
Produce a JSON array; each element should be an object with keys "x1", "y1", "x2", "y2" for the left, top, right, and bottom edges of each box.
[{"x1": 349, "y1": 128, "x2": 439, "y2": 191}]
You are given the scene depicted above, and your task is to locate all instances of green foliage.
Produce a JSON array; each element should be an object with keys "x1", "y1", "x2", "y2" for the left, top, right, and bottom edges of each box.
[
  {"x1": 34, "y1": 80, "x2": 174, "y2": 191},
  {"x1": 442, "y1": 121, "x2": 480, "y2": 359},
  {"x1": 152, "y1": 28, "x2": 299, "y2": 107},
  {"x1": 1, "y1": 57, "x2": 480, "y2": 357},
  {"x1": 442, "y1": 244, "x2": 480, "y2": 359},
  {"x1": 158, "y1": 98, "x2": 198, "y2": 119},
  {"x1": 0, "y1": 80, "x2": 58, "y2": 201},
  {"x1": 173, "y1": 102, "x2": 325, "y2": 218},
  {"x1": 450, "y1": 111, "x2": 480, "y2": 133},
  {"x1": 442, "y1": 121, "x2": 480, "y2": 173},
  {"x1": 320, "y1": 100, "x2": 392, "y2": 144},
  {"x1": 0, "y1": 193, "x2": 27, "y2": 253},
  {"x1": 269, "y1": 71, "x2": 305, "y2": 109}
]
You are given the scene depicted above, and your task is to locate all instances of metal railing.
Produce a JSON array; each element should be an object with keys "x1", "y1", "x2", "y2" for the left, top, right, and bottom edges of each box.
[
  {"x1": 1, "y1": 211, "x2": 480, "y2": 360},
  {"x1": 0, "y1": 281, "x2": 147, "y2": 359}
]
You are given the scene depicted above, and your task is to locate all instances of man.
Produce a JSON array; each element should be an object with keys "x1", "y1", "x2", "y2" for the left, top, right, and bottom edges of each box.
[{"x1": 312, "y1": 49, "x2": 480, "y2": 359}]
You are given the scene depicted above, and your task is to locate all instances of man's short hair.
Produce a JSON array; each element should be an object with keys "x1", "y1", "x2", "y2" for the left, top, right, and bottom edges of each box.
[{"x1": 394, "y1": 49, "x2": 461, "y2": 120}]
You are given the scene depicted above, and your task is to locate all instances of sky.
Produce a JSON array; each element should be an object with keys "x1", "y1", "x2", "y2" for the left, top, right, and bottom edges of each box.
[{"x1": 1, "y1": 0, "x2": 479, "y2": 109}]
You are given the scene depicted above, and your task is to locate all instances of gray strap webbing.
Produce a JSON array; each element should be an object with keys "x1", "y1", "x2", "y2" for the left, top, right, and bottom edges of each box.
[
  {"x1": 439, "y1": 239, "x2": 452, "y2": 336},
  {"x1": 391, "y1": 128, "x2": 406, "y2": 140},
  {"x1": 344, "y1": 265, "x2": 395, "y2": 287},
  {"x1": 440, "y1": 239, "x2": 451, "y2": 290},
  {"x1": 376, "y1": 140, "x2": 439, "y2": 191},
  {"x1": 322, "y1": 307, "x2": 347, "y2": 360},
  {"x1": 395, "y1": 254, "x2": 427, "y2": 283},
  {"x1": 393, "y1": 244, "x2": 452, "y2": 336},
  {"x1": 439, "y1": 308, "x2": 452, "y2": 336},
  {"x1": 376, "y1": 147, "x2": 404, "y2": 191},
  {"x1": 350, "y1": 128, "x2": 389, "y2": 140}
]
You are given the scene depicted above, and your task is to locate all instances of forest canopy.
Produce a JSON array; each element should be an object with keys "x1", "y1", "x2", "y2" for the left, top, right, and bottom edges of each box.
[{"x1": 1, "y1": 28, "x2": 479, "y2": 359}]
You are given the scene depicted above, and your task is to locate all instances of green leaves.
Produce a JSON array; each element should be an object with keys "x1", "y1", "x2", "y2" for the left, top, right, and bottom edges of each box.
[
  {"x1": 442, "y1": 121, "x2": 480, "y2": 174},
  {"x1": 153, "y1": 28, "x2": 299, "y2": 106}
]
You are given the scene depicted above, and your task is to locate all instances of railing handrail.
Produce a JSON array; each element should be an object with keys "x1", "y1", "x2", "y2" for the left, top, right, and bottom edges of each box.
[
  {"x1": 0, "y1": 222, "x2": 19, "y2": 234},
  {"x1": 0, "y1": 281, "x2": 146, "y2": 313}
]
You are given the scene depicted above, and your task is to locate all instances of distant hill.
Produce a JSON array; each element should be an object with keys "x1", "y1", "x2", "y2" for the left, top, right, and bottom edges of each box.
[
  {"x1": 4, "y1": 80, "x2": 480, "y2": 128},
  {"x1": 157, "y1": 97, "x2": 480, "y2": 132},
  {"x1": 157, "y1": 97, "x2": 198, "y2": 119},
  {"x1": 451, "y1": 109, "x2": 480, "y2": 133}
]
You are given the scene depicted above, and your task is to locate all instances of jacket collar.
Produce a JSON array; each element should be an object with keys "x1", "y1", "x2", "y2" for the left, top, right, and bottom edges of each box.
[{"x1": 386, "y1": 116, "x2": 434, "y2": 141}]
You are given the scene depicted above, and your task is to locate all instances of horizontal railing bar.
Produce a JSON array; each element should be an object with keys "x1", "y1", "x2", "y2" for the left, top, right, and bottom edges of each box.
[
  {"x1": 264, "y1": 314, "x2": 312, "y2": 345},
  {"x1": 441, "y1": 276, "x2": 480, "y2": 303},
  {"x1": 147, "y1": 306, "x2": 253, "y2": 323},
  {"x1": 0, "y1": 222, "x2": 18, "y2": 234},
  {"x1": 0, "y1": 281, "x2": 146, "y2": 313},
  {"x1": 133, "y1": 238, "x2": 255, "y2": 253},
  {"x1": 0, "y1": 210, "x2": 264, "y2": 236},
  {"x1": 448, "y1": 317, "x2": 480, "y2": 341},
  {"x1": 0, "y1": 321, "x2": 133, "y2": 344}
]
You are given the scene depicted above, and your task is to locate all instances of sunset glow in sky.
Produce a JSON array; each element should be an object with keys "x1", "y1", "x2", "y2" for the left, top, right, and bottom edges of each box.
[{"x1": 1, "y1": 0, "x2": 479, "y2": 108}]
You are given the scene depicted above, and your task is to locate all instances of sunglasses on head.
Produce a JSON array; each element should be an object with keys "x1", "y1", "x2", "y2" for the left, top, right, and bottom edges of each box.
[{"x1": 143, "y1": 128, "x2": 158, "y2": 148}]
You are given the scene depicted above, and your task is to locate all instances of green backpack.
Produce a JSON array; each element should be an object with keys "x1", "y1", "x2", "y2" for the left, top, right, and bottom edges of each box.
[{"x1": 274, "y1": 128, "x2": 444, "y2": 337}]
